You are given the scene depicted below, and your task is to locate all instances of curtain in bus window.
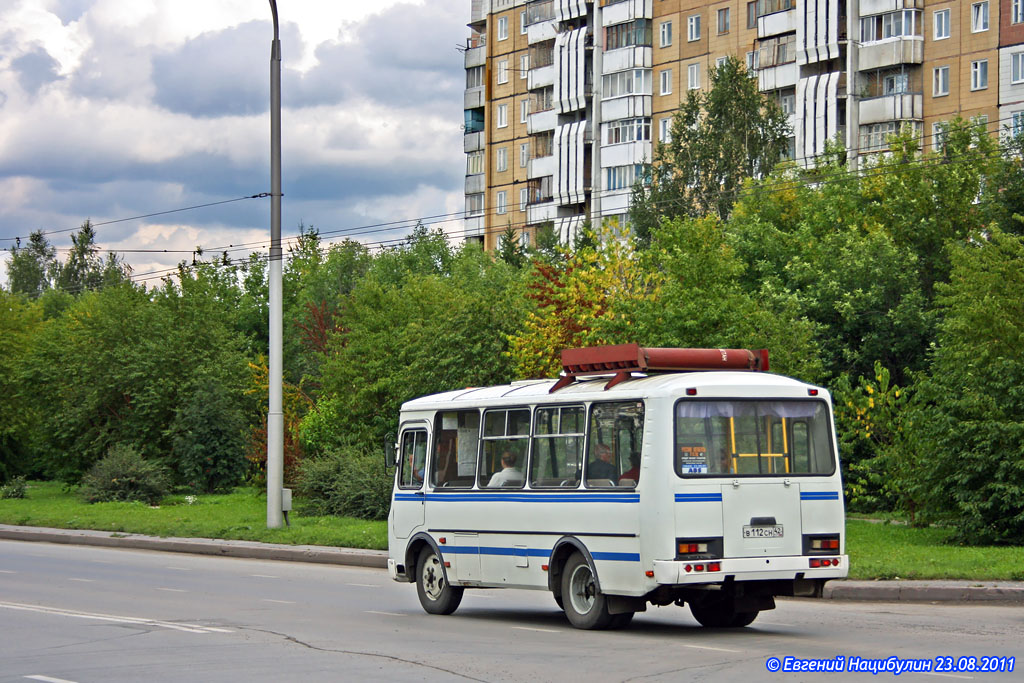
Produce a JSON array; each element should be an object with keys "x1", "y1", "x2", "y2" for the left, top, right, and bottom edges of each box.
[{"x1": 432, "y1": 411, "x2": 479, "y2": 488}]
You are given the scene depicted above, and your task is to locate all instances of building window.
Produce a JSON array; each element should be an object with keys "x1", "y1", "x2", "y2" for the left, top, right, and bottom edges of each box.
[
  {"x1": 747, "y1": 2, "x2": 757, "y2": 29},
  {"x1": 520, "y1": 98, "x2": 530, "y2": 123},
  {"x1": 467, "y1": 66, "x2": 484, "y2": 89},
  {"x1": 521, "y1": 10, "x2": 528, "y2": 34},
  {"x1": 660, "y1": 20, "x2": 672, "y2": 47},
  {"x1": 971, "y1": 60, "x2": 988, "y2": 90},
  {"x1": 716, "y1": 56, "x2": 728, "y2": 69},
  {"x1": 861, "y1": 10, "x2": 920, "y2": 42},
  {"x1": 746, "y1": 50, "x2": 760, "y2": 70},
  {"x1": 497, "y1": 15, "x2": 509, "y2": 40},
  {"x1": 688, "y1": 15, "x2": 701, "y2": 41},
  {"x1": 688, "y1": 63, "x2": 700, "y2": 90},
  {"x1": 605, "y1": 117, "x2": 652, "y2": 145},
  {"x1": 496, "y1": 147, "x2": 508, "y2": 172},
  {"x1": 467, "y1": 193, "x2": 484, "y2": 216},
  {"x1": 660, "y1": 68, "x2": 673, "y2": 95},
  {"x1": 467, "y1": 151, "x2": 484, "y2": 175},
  {"x1": 779, "y1": 91, "x2": 795, "y2": 115},
  {"x1": 606, "y1": 164, "x2": 645, "y2": 191},
  {"x1": 601, "y1": 68, "x2": 653, "y2": 98},
  {"x1": 883, "y1": 73, "x2": 909, "y2": 95},
  {"x1": 497, "y1": 59, "x2": 508, "y2": 84},
  {"x1": 934, "y1": 9, "x2": 950, "y2": 39},
  {"x1": 1015, "y1": 0, "x2": 1024, "y2": 24},
  {"x1": 520, "y1": 188, "x2": 529, "y2": 211},
  {"x1": 1013, "y1": 53, "x2": 1024, "y2": 84},
  {"x1": 718, "y1": 8, "x2": 731, "y2": 34},
  {"x1": 860, "y1": 122, "x2": 899, "y2": 151},
  {"x1": 497, "y1": 103, "x2": 508, "y2": 128},
  {"x1": 496, "y1": 190, "x2": 507, "y2": 215},
  {"x1": 520, "y1": 143, "x2": 529, "y2": 168},
  {"x1": 971, "y1": 2, "x2": 988, "y2": 32},
  {"x1": 659, "y1": 117, "x2": 672, "y2": 143},
  {"x1": 933, "y1": 121, "x2": 948, "y2": 151},
  {"x1": 1012, "y1": 112, "x2": 1024, "y2": 138},
  {"x1": 606, "y1": 19, "x2": 653, "y2": 50},
  {"x1": 520, "y1": 230, "x2": 530, "y2": 247},
  {"x1": 933, "y1": 66, "x2": 949, "y2": 97},
  {"x1": 520, "y1": 55, "x2": 529, "y2": 79}
]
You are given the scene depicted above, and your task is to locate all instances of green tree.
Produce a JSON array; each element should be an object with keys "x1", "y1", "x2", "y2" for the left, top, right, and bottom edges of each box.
[
  {"x1": 497, "y1": 225, "x2": 526, "y2": 268},
  {"x1": 907, "y1": 228, "x2": 1024, "y2": 544},
  {"x1": 0, "y1": 291, "x2": 42, "y2": 481},
  {"x1": 6, "y1": 230, "x2": 57, "y2": 297},
  {"x1": 630, "y1": 56, "x2": 790, "y2": 241}
]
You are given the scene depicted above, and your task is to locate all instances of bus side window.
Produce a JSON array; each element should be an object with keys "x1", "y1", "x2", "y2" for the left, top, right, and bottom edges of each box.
[
  {"x1": 530, "y1": 406, "x2": 584, "y2": 487},
  {"x1": 586, "y1": 401, "x2": 645, "y2": 487},
  {"x1": 398, "y1": 429, "x2": 428, "y2": 489},
  {"x1": 478, "y1": 408, "x2": 530, "y2": 488},
  {"x1": 432, "y1": 411, "x2": 479, "y2": 488}
]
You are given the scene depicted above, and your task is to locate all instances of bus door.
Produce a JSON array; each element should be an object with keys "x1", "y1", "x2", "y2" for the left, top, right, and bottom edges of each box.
[
  {"x1": 392, "y1": 425, "x2": 429, "y2": 540},
  {"x1": 719, "y1": 407, "x2": 805, "y2": 557}
]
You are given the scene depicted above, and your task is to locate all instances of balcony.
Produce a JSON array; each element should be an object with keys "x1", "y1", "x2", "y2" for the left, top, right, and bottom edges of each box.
[
  {"x1": 465, "y1": 45, "x2": 486, "y2": 69},
  {"x1": 858, "y1": 37, "x2": 923, "y2": 71},
  {"x1": 464, "y1": 131, "x2": 484, "y2": 153},
  {"x1": 602, "y1": 0, "x2": 653, "y2": 26},
  {"x1": 529, "y1": 64, "x2": 555, "y2": 90},
  {"x1": 858, "y1": 93, "x2": 923, "y2": 126},
  {"x1": 602, "y1": 46, "x2": 652, "y2": 73},
  {"x1": 757, "y1": 8, "x2": 796, "y2": 38},
  {"x1": 463, "y1": 215, "x2": 485, "y2": 237},
  {"x1": 470, "y1": 0, "x2": 489, "y2": 28},
  {"x1": 464, "y1": 87, "x2": 485, "y2": 110},
  {"x1": 465, "y1": 174, "x2": 485, "y2": 194},
  {"x1": 758, "y1": 62, "x2": 798, "y2": 90},
  {"x1": 601, "y1": 95, "x2": 651, "y2": 121}
]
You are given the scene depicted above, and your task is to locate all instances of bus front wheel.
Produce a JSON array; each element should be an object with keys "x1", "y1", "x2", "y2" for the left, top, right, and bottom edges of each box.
[
  {"x1": 415, "y1": 547, "x2": 464, "y2": 615},
  {"x1": 560, "y1": 552, "x2": 613, "y2": 630}
]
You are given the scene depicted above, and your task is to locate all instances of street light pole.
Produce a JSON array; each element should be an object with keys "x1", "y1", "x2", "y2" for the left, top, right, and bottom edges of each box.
[{"x1": 266, "y1": 0, "x2": 284, "y2": 529}]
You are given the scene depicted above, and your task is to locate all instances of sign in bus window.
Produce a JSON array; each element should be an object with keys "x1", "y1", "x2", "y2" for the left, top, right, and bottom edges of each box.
[
  {"x1": 674, "y1": 400, "x2": 835, "y2": 477},
  {"x1": 479, "y1": 409, "x2": 530, "y2": 488},
  {"x1": 586, "y1": 401, "x2": 645, "y2": 487},
  {"x1": 398, "y1": 429, "x2": 428, "y2": 489},
  {"x1": 530, "y1": 405, "x2": 584, "y2": 487},
  {"x1": 432, "y1": 411, "x2": 479, "y2": 488}
]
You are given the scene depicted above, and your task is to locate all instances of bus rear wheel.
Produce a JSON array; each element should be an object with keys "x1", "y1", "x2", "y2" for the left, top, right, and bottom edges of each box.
[
  {"x1": 689, "y1": 599, "x2": 758, "y2": 628},
  {"x1": 561, "y1": 552, "x2": 613, "y2": 630},
  {"x1": 416, "y1": 547, "x2": 464, "y2": 615}
]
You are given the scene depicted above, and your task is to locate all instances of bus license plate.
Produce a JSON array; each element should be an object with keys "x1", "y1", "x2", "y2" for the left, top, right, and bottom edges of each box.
[{"x1": 743, "y1": 525, "x2": 783, "y2": 539}]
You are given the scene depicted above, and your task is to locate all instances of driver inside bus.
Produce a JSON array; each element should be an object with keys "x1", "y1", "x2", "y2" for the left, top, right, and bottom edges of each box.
[{"x1": 487, "y1": 451, "x2": 524, "y2": 487}]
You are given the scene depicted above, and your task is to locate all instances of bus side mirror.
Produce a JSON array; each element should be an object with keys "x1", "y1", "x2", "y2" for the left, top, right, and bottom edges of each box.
[{"x1": 384, "y1": 435, "x2": 397, "y2": 471}]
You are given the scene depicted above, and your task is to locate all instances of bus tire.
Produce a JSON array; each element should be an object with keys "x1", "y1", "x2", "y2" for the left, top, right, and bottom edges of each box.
[
  {"x1": 561, "y1": 552, "x2": 612, "y2": 630},
  {"x1": 415, "y1": 547, "x2": 463, "y2": 615},
  {"x1": 689, "y1": 600, "x2": 758, "y2": 628}
]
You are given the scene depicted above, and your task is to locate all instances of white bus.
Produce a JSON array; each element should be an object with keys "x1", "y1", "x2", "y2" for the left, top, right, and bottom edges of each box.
[{"x1": 387, "y1": 345, "x2": 847, "y2": 630}]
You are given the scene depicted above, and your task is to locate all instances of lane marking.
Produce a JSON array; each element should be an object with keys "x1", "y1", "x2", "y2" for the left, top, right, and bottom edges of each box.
[
  {"x1": 0, "y1": 601, "x2": 224, "y2": 634},
  {"x1": 250, "y1": 574, "x2": 278, "y2": 579},
  {"x1": 681, "y1": 644, "x2": 742, "y2": 653},
  {"x1": 922, "y1": 674, "x2": 974, "y2": 680},
  {"x1": 25, "y1": 676, "x2": 80, "y2": 683},
  {"x1": 364, "y1": 610, "x2": 403, "y2": 617},
  {"x1": 166, "y1": 567, "x2": 192, "y2": 571},
  {"x1": 155, "y1": 588, "x2": 186, "y2": 593},
  {"x1": 68, "y1": 578, "x2": 94, "y2": 583},
  {"x1": 511, "y1": 626, "x2": 560, "y2": 633},
  {"x1": 88, "y1": 560, "x2": 114, "y2": 565},
  {"x1": 261, "y1": 599, "x2": 295, "y2": 604},
  {"x1": 345, "y1": 583, "x2": 379, "y2": 588},
  {"x1": 0, "y1": 570, "x2": 16, "y2": 574}
]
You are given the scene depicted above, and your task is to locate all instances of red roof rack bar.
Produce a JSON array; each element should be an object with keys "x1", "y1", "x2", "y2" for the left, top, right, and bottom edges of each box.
[{"x1": 550, "y1": 344, "x2": 769, "y2": 392}]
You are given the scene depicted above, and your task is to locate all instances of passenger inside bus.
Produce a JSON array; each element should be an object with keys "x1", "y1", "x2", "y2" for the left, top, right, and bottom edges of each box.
[
  {"x1": 487, "y1": 451, "x2": 524, "y2": 487},
  {"x1": 588, "y1": 443, "x2": 617, "y2": 482},
  {"x1": 619, "y1": 453, "x2": 640, "y2": 484}
]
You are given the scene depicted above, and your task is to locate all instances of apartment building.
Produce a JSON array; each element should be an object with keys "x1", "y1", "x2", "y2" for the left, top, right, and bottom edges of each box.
[{"x1": 463, "y1": 0, "x2": 1017, "y2": 248}]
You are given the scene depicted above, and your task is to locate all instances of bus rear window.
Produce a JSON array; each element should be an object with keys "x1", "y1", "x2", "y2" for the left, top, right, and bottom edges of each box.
[{"x1": 674, "y1": 400, "x2": 834, "y2": 477}]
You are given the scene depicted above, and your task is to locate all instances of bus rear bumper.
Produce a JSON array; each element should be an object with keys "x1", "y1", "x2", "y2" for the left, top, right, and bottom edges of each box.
[{"x1": 653, "y1": 555, "x2": 849, "y2": 585}]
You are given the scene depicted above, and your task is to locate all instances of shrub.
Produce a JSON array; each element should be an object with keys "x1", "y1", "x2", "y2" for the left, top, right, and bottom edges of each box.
[
  {"x1": 297, "y1": 446, "x2": 391, "y2": 521},
  {"x1": 79, "y1": 445, "x2": 171, "y2": 505},
  {"x1": 0, "y1": 475, "x2": 27, "y2": 499},
  {"x1": 169, "y1": 379, "x2": 248, "y2": 493}
]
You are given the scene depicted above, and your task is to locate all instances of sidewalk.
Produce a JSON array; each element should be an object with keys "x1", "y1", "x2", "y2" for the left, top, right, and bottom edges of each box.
[{"x1": 2, "y1": 524, "x2": 1023, "y2": 604}]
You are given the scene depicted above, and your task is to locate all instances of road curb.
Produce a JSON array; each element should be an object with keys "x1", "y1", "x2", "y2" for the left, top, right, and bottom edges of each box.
[
  {"x1": 3, "y1": 524, "x2": 1023, "y2": 603},
  {"x1": 0, "y1": 524, "x2": 388, "y2": 569}
]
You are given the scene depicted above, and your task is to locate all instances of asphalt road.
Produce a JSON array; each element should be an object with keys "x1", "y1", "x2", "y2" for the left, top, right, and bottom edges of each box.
[{"x1": 1, "y1": 540, "x2": 1022, "y2": 682}]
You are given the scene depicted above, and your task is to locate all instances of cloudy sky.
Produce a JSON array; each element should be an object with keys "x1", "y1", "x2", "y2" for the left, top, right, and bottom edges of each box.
[{"x1": 0, "y1": 0, "x2": 469, "y2": 286}]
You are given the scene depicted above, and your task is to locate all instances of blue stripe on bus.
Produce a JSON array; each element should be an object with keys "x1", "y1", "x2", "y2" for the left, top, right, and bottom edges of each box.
[
  {"x1": 441, "y1": 546, "x2": 638, "y2": 562},
  {"x1": 396, "y1": 493, "x2": 640, "y2": 503},
  {"x1": 801, "y1": 491, "x2": 840, "y2": 500},
  {"x1": 675, "y1": 493, "x2": 723, "y2": 502}
]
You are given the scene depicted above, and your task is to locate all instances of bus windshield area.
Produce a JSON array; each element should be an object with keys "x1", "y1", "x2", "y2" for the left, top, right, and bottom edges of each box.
[{"x1": 674, "y1": 400, "x2": 834, "y2": 477}]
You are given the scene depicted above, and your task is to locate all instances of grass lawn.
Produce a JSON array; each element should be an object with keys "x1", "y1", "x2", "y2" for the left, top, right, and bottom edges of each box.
[
  {"x1": 0, "y1": 481, "x2": 387, "y2": 550},
  {"x1": 2, "y1": 482, "x2": 1023, "y2": 580}
]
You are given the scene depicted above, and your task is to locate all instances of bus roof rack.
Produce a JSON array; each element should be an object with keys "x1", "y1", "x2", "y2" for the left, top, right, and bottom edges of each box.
[{"x1": 550, "y1": 344, "x2": 770, "y2": 393}]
